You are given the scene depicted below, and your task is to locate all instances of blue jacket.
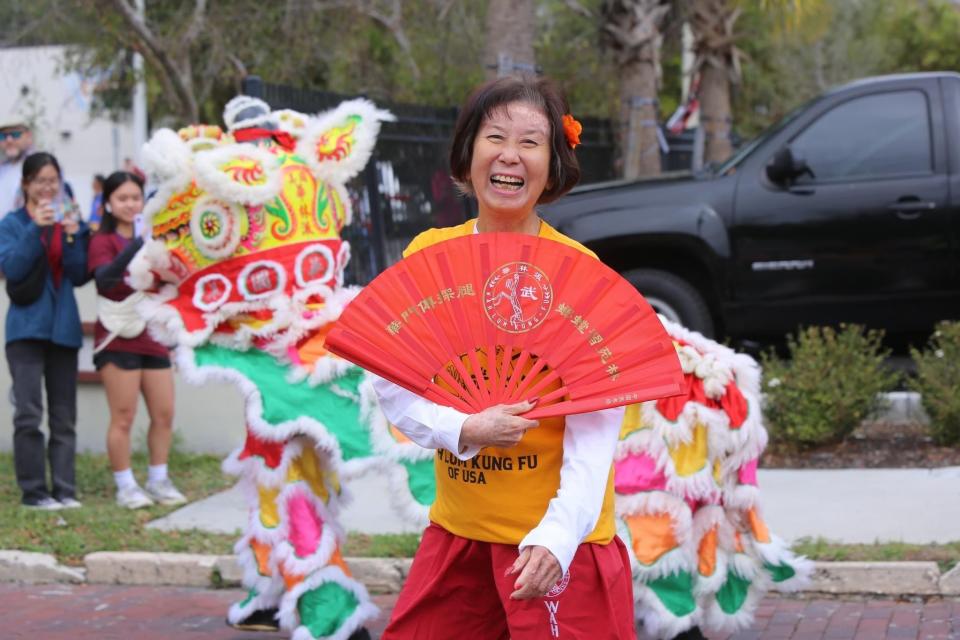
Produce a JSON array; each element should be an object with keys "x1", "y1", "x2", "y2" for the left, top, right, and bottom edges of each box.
[{"x1": 0, "y1": 208, "x2": 90, "y2": 348}]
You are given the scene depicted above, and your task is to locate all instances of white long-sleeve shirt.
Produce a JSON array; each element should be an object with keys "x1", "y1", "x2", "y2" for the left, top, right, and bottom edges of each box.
[{"x1": 371, "y1": 375, "x2": 623, "y2": 574}]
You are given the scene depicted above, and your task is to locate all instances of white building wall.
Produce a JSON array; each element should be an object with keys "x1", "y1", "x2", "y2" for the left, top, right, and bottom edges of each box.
[
  {"x1": 0, "y1": 45, "x2": 248, "y2": 456},
  {"x1": 0, "y1": 45, "x2": 138, "y2": 219},
  {"x1": 0, "y1": 285, "x2": 248, "y2": 455}
]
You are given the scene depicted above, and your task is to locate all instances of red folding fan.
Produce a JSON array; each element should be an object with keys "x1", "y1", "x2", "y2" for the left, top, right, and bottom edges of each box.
[{"x1": 325, "y1": 233, "x2": 684, "y2": 419}]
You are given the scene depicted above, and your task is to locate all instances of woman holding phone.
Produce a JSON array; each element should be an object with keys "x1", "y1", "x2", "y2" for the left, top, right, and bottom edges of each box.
[{"x1": 0, "y1": 152, "x2": 89, "y2": 510}]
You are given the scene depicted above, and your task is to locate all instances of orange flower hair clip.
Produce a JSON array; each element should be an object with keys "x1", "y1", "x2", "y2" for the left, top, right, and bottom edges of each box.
[{"x1": 562, "y1": 114, "x2": 582, "y2": 149}]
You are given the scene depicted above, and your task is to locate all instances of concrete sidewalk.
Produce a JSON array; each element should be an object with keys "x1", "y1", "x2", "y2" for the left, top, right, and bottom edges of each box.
[
  {"x1": 759, "y1": 466, "x2": 960, "y2": 544},
  {"x1": 147, "y1": 473, "x2": 422, "y2": 535},
  {"x1": 148, "y1": 467, "x2": 960, "y2": 545}
]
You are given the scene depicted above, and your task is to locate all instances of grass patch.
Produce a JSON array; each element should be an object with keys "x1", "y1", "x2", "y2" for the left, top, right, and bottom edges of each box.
[
  {"x1": 793, "y1": 537, "x2": 960, "y2": 572},
  {"x1": 344, "y1": 532, "x2": 421, "y2": 558},
  {"x1": 1, "y1": 451, "x2": 424, "y2": 565},
  {"x1": 4, "y1": 452, "x2": 957, "y2": 570},
  {"x1": 0, "y1": 451, "x2": 237, "y2": 565}
]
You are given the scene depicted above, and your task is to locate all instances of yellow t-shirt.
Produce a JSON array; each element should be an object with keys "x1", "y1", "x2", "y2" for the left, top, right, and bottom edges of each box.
[{"x1": 403, "y1": 218, "x2": 616, "y2": 546}]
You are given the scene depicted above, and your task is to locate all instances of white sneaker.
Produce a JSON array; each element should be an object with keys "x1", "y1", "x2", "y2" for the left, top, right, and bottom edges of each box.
[
  {"x1": 23, "y1": 497, "x2": 63, "y2": 511},
  {"x1": 58, "y1": 498, "x2": 82, "y2": 509},
  {"x1": 144, "y1": 478, "x2": 187, "y2": 506},
  {"x1": 116, "y1": 485, "x2": 155, "y2": 509}
]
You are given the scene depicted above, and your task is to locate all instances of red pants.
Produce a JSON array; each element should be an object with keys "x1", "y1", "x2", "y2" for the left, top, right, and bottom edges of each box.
[{"x1": 382, "y1": 523, "x2": 636, "y2": 639}]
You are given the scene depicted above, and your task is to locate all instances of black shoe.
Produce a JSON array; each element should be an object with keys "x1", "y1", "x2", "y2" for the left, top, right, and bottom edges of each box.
[
  {"x1": 671, "y1": 627, "x2": 707, "y2": 640},
  {"x1": 226, "y1": 607, "x2": 280, "y2": 632},
  {"x1": 348, "y1": 629, "x2": 372, "y2": 640}
]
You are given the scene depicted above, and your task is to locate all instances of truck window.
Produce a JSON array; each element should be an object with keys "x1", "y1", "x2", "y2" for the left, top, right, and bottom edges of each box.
[
  {"x1": 790, "y1": 90, "x2": 932, "y2": 183},
  {"x1": 717, "y1": 97, "x2": 816, "y2": 175}
]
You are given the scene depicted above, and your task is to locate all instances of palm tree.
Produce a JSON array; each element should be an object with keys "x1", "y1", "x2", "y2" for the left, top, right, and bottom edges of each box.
[
  {"x1": 689, "y1": 0, "x2": 822, "y2": 163},
  {"x1": 601, "y1": 0, "x2": 672, "y2": 178},
  {"x1": 688, "y1": 0, "x2": 741, "y2": 163}
]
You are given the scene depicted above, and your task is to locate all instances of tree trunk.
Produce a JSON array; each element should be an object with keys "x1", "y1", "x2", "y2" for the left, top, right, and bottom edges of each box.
[
  {"x1": 483, "y1": 0, "x2": 536, "y2": 79},
  {"x1": 690, "y1": 0, "x2": 741, "y2": 164},
  {"x1": 699, "y1": 62, "x2": 733, "y2": 164},
  {"x1": 601, "y1": 0, "x2": 670, "y2": 178},
  {"x1": 620, "y1": 55, "x2": 661, "y2": 177}
]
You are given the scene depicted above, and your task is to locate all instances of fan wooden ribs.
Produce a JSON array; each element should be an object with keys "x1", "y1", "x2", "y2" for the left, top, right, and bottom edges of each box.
[{"x1": 326, "y1": 233, "x2": 685, "y2": 418}]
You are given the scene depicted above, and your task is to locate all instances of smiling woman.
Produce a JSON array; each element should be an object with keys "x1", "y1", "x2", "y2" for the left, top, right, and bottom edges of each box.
[
  {"x1": 0, "y1": 152, "x2": 90, "y2": 511},
  {"x1": 469, "y1": 102, "x2": 551, "y2": 224},
  {"x1": 370, "y1": 77, "x2": 640, "y2": 640},
  {"x1": 448, "y1": 77, "x2": 581, "y2": 235},
  {"x1": 88, "y1": 171, "x2": 185, "y2": 512}
]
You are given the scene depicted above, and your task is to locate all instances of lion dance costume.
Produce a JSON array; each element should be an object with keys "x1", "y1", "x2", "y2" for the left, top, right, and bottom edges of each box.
[
  {"x1": 364, "y1": 314, "x2": 812, "y2": 639},
  {"x1": 129, "y1": 94, "x2": 807, "y2": 640},
  {"x1": 127, "y1": 95, "x2": 423, "y2": 640},
  {"x1": 614, "y1": 319, "x2": 811, "y2": 639}
]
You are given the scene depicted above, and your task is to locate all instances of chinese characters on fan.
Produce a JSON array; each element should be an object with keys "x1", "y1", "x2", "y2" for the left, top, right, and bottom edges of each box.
[
  {"x1": 556, "y1": 302, "x2": 620, "y2": 380},
  {"x1": 384, "y1": 283, "x2": 477, "y2": 335}
]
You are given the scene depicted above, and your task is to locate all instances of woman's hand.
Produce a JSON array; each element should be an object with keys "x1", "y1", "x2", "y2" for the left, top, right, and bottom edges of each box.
[
  {"x1": 30, "y1": 200, "x2": 56, "y2": 227},
  {"x1": 459, "y1": 400, "x2": 538, "y2": 450},
  {"x1": 505, "y1": 546, "x2": 562, "y2": 600}
]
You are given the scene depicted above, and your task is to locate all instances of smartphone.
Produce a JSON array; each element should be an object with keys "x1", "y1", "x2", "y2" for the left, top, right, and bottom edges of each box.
[
  {"x1": 51, "y1": 193, "x2": 77, "y2": 223},
  {"x1": 51, "y1": 195, "x2": 65, "y2": 223}
]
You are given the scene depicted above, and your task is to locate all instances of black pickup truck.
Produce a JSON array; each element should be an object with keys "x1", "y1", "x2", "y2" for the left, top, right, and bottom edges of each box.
[{"x1": 543, "y1": 72, "x2": 960, "y2": 340}]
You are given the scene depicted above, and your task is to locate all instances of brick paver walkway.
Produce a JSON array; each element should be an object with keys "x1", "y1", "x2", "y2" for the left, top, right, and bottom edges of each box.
[
  {"x1": 707, "y1": 596, "x2": 958, "y2": 640},
  {"x1": 1, "y1": 584, "x2": 957, "y2": 639}
]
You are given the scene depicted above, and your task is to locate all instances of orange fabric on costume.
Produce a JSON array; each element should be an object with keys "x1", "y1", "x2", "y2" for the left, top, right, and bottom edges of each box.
[
  {"x1": 389, "y1": 424, "x2": 412, "y2": 444},
  {"x1": 251, "y1": 538, "x2": 272, "y2": 576},
  {"x1": 297, "y1": 324, "x2": 334, "y2": 366},
  {"x1": 698, "y1": 527, "x2": 718, "y2": 577},
  {"x1": 747, "y1": 507, "x2": 771, "y2": 543},
  {"x1": 625, "y1": 512, "x2": 677, "y2": 565},
  {"x1": 328, "y1": 547, "x2": 352, "y2": 576},
  {"x1": 281, "y1": 566, "x2": 305, "y2": 590}
]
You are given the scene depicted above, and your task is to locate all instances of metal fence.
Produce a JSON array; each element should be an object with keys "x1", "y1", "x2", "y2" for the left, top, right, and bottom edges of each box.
[{"x1": 254, "y1": 79, "x2": 692, "y2": 284}]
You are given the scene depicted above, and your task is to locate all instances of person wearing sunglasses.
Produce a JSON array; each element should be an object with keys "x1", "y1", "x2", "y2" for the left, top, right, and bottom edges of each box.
[{"x1": 0, "y1": 120, "x2": 34, "y2": 218}]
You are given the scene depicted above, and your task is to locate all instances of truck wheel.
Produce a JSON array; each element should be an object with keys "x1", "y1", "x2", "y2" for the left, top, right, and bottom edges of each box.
[{"x1": 622, "y1": 269, "x2": 715, "y2": 337}]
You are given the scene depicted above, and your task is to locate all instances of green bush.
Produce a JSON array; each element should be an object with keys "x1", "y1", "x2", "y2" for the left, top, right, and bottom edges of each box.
[
  {"x1": 761, "y1": 325, "x2": 898, "y2": 447},
  {"x1": 909, "y1": 321, "x2": 960, "y2": 445}
]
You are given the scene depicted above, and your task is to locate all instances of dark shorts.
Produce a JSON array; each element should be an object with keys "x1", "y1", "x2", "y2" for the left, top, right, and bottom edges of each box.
[{"x1": 94, "y1": 351, "x2": 171, "y2": 371}]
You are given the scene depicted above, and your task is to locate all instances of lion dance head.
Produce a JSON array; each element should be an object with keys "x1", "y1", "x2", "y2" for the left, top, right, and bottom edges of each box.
[{"x1": 129, "y1": 96, "x2": 393, "y2": 355}]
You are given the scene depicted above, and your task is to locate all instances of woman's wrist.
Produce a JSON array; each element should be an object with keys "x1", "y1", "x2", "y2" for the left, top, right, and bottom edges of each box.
[{"x1": 458, "y1": 415, "x2": 476, "y2": 449}]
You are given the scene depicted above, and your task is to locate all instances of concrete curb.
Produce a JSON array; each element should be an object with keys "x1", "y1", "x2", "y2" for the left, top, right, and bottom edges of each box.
[
  {"x1": 0, "y1": 550, "x2": 85, "y2": 584},
  {"x1": 0, "y1": 551, "x2": 954, "y2": 597},
  {"x1": 810, "y1": 561, "x2": 942, "y2": 596}
]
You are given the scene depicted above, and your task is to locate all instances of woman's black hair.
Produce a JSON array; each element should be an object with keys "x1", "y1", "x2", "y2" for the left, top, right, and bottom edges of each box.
[
  {"x1": 97, "y1": 171, "x2": 145, "y2": 235},
  {"x1": 21, "y1": 152, "x2": 61, "y2": 185}
]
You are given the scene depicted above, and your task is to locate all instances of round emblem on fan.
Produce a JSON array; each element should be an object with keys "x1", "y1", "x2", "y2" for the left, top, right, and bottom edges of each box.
[{"x1": 483, "y1": 262, "x2": 553, "y2": 333}]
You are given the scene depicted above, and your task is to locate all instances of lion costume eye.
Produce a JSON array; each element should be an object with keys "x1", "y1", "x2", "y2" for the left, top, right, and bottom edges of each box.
[{"x1": 189, "y1": 197, "x2": 243, "y2": 259}]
